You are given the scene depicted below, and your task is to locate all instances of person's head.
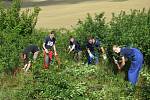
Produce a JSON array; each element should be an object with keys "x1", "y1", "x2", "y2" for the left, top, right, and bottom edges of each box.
[
  {"x1": 49, "y1": 31, "x2": 55, "y2": 39},
  {"x1": 70, "y1": 36, "x2": 75, "y2": 42},
  {"x1": 113, "y1": 45, "x2": 121, "y2": 53},
  {"x1": 88, "y1": 37, "x2": 93, "y2": 44}
]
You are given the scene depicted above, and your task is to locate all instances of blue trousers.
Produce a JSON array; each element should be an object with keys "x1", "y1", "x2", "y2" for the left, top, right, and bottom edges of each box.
[
  {"x1": 128, "y1": 50, "x2": 143, "y2": 85},
  {"x1": 88, "y1": 53, "x2": 99, "y2": 65}
]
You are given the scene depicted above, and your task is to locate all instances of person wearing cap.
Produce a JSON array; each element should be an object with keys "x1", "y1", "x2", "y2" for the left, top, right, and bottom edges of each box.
[
  {"x1": 113, "y1": 45, "x2": 144, "y2": 85},
  {"x1": 43, "y1": 31, "x2": 57, "y2": 69},
  {"x1": 21, "y1": 44, "x2": 40, "y2": 72}
]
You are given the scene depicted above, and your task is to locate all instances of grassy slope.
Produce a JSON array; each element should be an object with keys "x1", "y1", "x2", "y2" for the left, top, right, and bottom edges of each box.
[{"x1": 0, "y1": 56, "x2": 148, "y2": 99}]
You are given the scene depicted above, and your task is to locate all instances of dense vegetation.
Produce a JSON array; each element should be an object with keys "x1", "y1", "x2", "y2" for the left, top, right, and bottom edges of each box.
[{"x1": 0, "y1": 0, "x2": 150, "y2": 99}]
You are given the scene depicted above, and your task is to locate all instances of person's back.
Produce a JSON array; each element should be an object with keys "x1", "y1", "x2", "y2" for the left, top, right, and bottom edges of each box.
[
  {"x1": 23, "y1": 44, "x2": 39, "y2": 54},
  {"x1": 22, "y1": 44, "x2": 40, "y2": 72},
  {"x1": 120, "y1": 47, "x2": 143, "y2": 62}
]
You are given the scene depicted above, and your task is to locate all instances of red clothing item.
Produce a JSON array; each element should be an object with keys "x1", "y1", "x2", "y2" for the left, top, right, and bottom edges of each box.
[
  {"x1": 49, "y1": 51, "x2": 53, "y2": 60},
  {"x1": 44, "y1": 50, "x2": 53, "y2": 69}
]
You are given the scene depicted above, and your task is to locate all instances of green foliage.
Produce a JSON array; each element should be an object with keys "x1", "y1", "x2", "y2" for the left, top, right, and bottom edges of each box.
[
  {"x1": 74, "y1": 8, "x2": 150, "y2": 65},
  {"x1": 0, "y1": 0, "x2": 40, "y2": 74},
  {"x1": 0, "y1": 0, "x2": 150, "y2": 99},
  {"x1": 0, "y1": 0, "x2": 40, "y2": 35},
  {"x1": 1, "y1": 62, "x2": 146, "y2": 100},
  {"x1": 108, "y1": 8, "x2": 150, "y2": 65},
  {"x1": 140, "y1": 67, "x2": 150, "y2": 99},
  {"x1": 74, "y1": 13, "x2": 108, "y2": 48}
]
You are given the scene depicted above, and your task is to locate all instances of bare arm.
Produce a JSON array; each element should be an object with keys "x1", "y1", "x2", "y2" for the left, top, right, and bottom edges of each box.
[
  {"x1": 43, "y1": 43, "x2": 49, "y2": 53},
  {"x1": 68, "y1": 44, "x2": 75, "y2": 54},
  {"x1": 113, "y1": 56, "x2": 125, "y2": 70},
  {"x1": 119, "y1": 56, "x2": 125, "y2": 69},
  {"x1": 43, "y1": 43, "x2": 46, "y2": 50}
]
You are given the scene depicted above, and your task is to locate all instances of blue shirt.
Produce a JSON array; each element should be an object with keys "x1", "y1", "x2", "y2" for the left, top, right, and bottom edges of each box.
[
  {"x1": 86, "y1": 39, "x2": 101, "y2": 52},
  {"x1": 120, "y1": 48, "x2": 137, "y2": 60}
]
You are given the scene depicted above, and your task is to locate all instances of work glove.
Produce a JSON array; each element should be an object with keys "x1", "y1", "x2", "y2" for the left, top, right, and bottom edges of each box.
[
  {"x1": 89, "y1": 53, "x2": 94, "y2": 58},
  {"x1": 114, "y1": 59, "x2": 118, "y2": 64},
  {"x1": 103, "y1": 54, "x2": 107, "y2": 60}
]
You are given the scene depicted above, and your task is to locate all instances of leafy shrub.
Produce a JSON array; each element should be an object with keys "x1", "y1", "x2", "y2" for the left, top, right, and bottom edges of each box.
[
  {"x1": 74, "y1": 13, "x2": 108, "y2": 49},
  {"x1": 108, "y1": 8, "x2": 150, "y2": 65},
  {"x1": 0, "y1": 0, "x2": 40, "y2": 74},
  {"x1": 0, "y1": 0, "x2": 150, "y2": 99}
]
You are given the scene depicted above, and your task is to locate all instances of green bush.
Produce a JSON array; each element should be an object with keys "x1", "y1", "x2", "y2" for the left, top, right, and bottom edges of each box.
[
  {"x1": 0, "y1": 0, "x2": 40, "y2": 74},
  {"x1": 0, "y1": 0, "x2": 150, "y2": 99},
  {"x1": 74, "y1": 13, "x2": 108, "y2": 49},
  {"x1": 108, "y1": 8, "x2": 150, "y2": 65}
]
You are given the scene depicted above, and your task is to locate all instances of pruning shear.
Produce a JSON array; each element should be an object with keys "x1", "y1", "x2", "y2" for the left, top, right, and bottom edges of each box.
[{"x1": 113, "y1": 56, "x2": 121, "y2": 70}]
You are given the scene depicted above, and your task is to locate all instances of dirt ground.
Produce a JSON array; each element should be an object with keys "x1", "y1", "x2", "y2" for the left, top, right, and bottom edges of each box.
[{"x1": 6, "y1": 0, "x2": 150, "y2": 29}]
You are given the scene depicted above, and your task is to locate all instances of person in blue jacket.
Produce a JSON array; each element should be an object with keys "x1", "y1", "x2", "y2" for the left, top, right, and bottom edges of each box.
[
  {"x1": 113, "y1": 45, "x2": 144, "y2": 85},
  {"x1": 86, "y1": 37, "x2": 104, "y2": 65}
]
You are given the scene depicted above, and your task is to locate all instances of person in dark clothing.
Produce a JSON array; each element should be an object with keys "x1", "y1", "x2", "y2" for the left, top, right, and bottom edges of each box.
[
  {"x1": 92, "y1": 37, "x2": 106, "y2": 60},
  {"x1": 43, "y1": 31, "x2": 58, "y2": 69},
  {"x1": 21, "y1": 44, "x2": 40, "y2": 72},
  {"x1": 86, "y1": 37, "x2": 105, "y2": 65},
  {"x1": 113, "y1": 45, "x2": 144, "y2": 85},
  {"x1": 68, "y1": 36, "x2": 82, "y2": 62}
]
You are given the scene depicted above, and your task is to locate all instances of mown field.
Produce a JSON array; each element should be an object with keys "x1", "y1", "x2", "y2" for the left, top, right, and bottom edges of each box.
[{"x1": 0, "y1": 0, "x2": 150, "y2": 99}]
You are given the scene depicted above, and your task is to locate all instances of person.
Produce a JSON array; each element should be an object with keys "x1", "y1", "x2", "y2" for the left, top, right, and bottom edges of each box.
[
  {"x1": 21, "y1": 44, "x2": 40, "y2": 72},
  {"x1": 43, "y1": 31, "x2": 58, "y2": 69},
  {"x1": 92, "y1": 37, "x2": 106, "y2": 60},
  {"x1": 86, "y1": 36, "x2": 104, "y2": 65},
  {"x1": 68, "y1": 36, "x2": 82, "y2": 62},
  {"x1": 113, "y1": 45, "x2": 144, "y2": 85}
]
